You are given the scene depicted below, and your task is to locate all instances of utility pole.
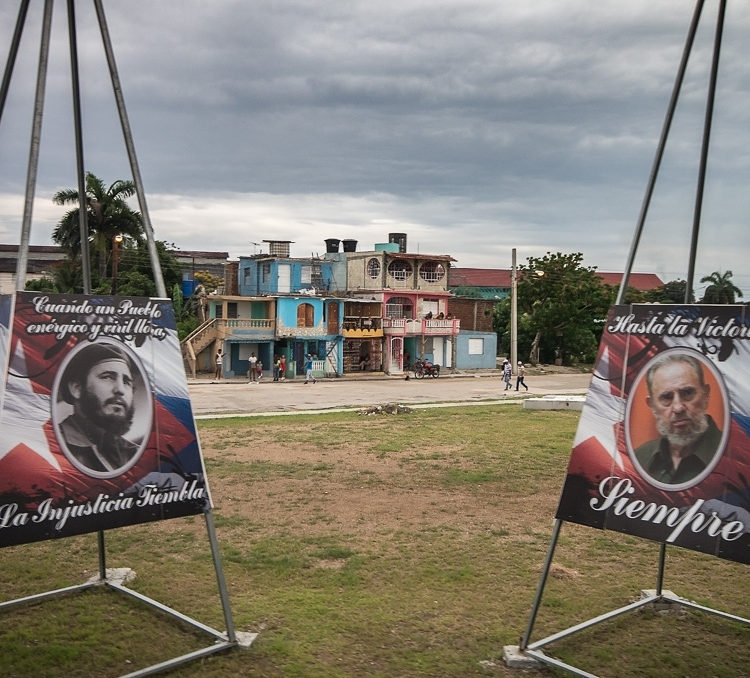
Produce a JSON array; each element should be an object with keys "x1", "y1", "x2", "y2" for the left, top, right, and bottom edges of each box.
[
  {"x1": 510, "y1": 247, "x2": 517, "y2": 374},
  {"x1": 111, "y1": 233, "x2": 123, "y2": 294}
]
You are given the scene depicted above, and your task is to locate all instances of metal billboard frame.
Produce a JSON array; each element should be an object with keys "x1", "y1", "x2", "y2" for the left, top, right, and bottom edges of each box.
[
  {"x1": 507, "y1": 1, "x2": 750, "y2": 675},
  {"x1": 0, "y1": 1, "x2": 248, "y2": 675}
]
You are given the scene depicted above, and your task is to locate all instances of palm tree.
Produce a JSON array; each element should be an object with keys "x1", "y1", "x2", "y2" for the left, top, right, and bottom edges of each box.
[
  {"x1": 52, "y1": 172, "x2": 143, "y2": 279},
  {"x1": 699, "y1": 270, "x2": 743, "y2": 304}
]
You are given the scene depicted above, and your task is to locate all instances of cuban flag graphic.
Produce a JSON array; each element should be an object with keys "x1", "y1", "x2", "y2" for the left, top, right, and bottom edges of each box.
[
  {"x1": 0, "y1": 292, "x2": 211, "y2": 547},
  {"x1": 556, "y1": 304, "x2": 750, "y2": 565}
]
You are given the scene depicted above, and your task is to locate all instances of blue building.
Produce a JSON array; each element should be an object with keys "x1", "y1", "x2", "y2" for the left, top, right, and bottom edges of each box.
[
  {"x1": 274, "y1": 295, "x2": 345, "y2": 377},
  {"x1": 183, "y1": 241, "x2": 345, "y2": 378},
  {"x1": 454, "y1": 330, "x2": 498, "y2": 369},
  {"x1": 238, "y1": 240, "x2": 341, "y2": 296}
]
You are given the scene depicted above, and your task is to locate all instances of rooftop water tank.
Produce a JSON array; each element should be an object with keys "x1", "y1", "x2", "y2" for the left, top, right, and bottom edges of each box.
[
  {"x1": 388, "y1": 232, "x2": 407, "y2": 253},
  {"x1": 325, "y1": 238, "x2": 340, "y2": 253},
  {"x1": 342, "y1": 239, "x2": 358, "y2": 252}
]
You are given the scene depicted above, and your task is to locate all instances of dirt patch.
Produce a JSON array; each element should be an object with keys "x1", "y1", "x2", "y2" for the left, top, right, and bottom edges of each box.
[
  {"x1": 527, "y1": 363, "x2": 593, "y2": 376},
  {"x1": 199, "y1": 419, "x2": 557, "y2": 543},
  {"x1": 548, "y1": 562, "x2": 581, "y2": 579}
]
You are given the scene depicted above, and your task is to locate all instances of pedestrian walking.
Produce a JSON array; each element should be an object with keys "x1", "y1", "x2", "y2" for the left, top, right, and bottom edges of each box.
[
  {"x1": 516, "y1": 361, "x2": 529, "y2": 391},
  {"x1": 279, "y1": 355, "x2": 286, "y2": 380},
  {"x1": 503, "y1": 359, "x2": 512, "y2": 390},
  {"x1": 214, "y1": 348, "x2": 223, "y2": 381},
  {"x1": 248, "y1": 352, "x2": 257, "y2": 383},
  {"x1": 304, "y1": 354, "x2": 316, "y2": 384}
]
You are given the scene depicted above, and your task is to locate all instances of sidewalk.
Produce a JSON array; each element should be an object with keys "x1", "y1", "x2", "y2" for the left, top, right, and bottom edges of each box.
[
  {"x1": 187, "y1": 368, "x2": 593, "y2": 417},
  {"x1": 187, "y1": 365, "x2": 584, "y2": 385}
]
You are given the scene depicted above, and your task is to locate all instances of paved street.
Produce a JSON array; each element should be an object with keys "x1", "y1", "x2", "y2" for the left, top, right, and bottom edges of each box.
[{"x1": 187, "y1": 370, "x2": 593, "y2": 417}]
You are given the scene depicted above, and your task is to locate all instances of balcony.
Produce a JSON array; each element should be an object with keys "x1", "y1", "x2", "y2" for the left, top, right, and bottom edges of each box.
[
  {"x1": 382, "y1": 318, "x2": 460, "y2": 336},
  {"x1": 218, "y1": 317, "x2": 276, "y2": 341},
  {"x1": 223, "y1": 318, "x2": 274, "y2": 330},
  {"x1": 342, "y1": 316, "x2": 383, "y2": 337},
  {"x1": 181, "y1": 317, "x2": 276, "y2": 379}
]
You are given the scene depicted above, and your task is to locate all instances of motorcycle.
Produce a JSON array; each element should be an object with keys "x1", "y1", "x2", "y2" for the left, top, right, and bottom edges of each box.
[{"x1": 413, "y1": 358, "x2": 440, "y2": 378}]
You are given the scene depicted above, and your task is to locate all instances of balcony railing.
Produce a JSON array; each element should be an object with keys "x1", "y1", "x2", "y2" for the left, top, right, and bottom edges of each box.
[
  {"x1": 223, "y1": 318, "x2": 274, "y2": 330},
  {"x1": 382, "y1": 318, "x2": 460, "y2": 335},
  {"x1": 342, "y1": 317, "x2": 382, "y2": 332}
]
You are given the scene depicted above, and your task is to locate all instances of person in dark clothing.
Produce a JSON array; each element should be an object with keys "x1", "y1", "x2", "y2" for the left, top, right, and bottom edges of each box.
[
  {"x1": 58, "y1": 343, "x2": 142, "y2": 475},
  {"x1": 515, "y1": 361, "x2": 528, "y2": 391},
  {"x1": 634, "y1": 352, "x2": 723, "y2": 485}
]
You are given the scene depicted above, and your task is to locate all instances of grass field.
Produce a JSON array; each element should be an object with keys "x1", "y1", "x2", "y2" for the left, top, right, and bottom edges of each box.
[{"x1": 0, "y1": 405, "x2": 748, "y2": 677}]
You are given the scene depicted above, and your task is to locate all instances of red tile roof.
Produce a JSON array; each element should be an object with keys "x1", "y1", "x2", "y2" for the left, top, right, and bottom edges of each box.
[
  {"x1": 449, "y1": 268, "x2": 511, "y2": 287},
  {"x1": 449, "y1": 268, "x2": 664, "y2": 291},
  {"x1": 596, "y1": 272, "x2": 664, "y2": 291}
]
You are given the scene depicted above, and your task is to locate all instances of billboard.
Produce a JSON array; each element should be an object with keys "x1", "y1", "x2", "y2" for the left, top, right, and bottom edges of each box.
[
  {"x1": 0, "y1": 292, "x2": 211, "y2": 547},
  {"x1": 556, "y1": 304, "x2": 750, "y2": 564}
]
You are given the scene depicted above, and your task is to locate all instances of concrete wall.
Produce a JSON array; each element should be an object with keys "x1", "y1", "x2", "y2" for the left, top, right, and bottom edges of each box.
[
  {"x1": 346, "y1": 253, "x2": 382, "y2": 291},
  {"x1": 345, "y1": 252, "x2": 452, "y2": 293},
  {"x1": 324, "y1": 253, "x2": 349, "y2": 293},
  {"x1": 454, "y1": 330, "x2": 497, "y2": 369},
  {"x1": 449, "y1": 297, "x2": 496, "y2": 332}
]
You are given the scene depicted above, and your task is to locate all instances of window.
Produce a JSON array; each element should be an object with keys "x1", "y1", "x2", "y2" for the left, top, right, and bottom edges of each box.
[
  {"x1": 421, "y1": 300, "x2": 438, "y2": 317},
  {"x1": 243, "y1": 267, "x2": 252, "y2": 285},
  {"x1": 297, "y1": 303, "x2": 314, "y2": 327},
  {"x1": 387, "y1": 260, "x2": 412, "y2": 281},
  {"x1": 366, "y1": 258, "x2": 381, "y2": 279},
  {"x1": 468, "y1": 338, "x2": 484, "y2": 355},
  {"x1": 419, "y1": 261, "x2": 445, "y2": 282},
  {"x1": 261, "y1": 263, "x2": 271, "y2": 283},
  {"x1": 385, "y1": 296, "x2": 413, "y2": 319},
  {"x1": 301, "y1": 266, "x2": 312, "y2": 284}
]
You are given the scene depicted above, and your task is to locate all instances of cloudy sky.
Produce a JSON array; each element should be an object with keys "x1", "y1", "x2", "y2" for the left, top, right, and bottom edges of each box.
[{"x1": 1, "y1": 0, "x2": 749, "y2": 297}]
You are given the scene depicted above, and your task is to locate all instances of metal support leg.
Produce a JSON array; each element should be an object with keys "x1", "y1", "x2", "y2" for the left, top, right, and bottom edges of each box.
[
  {"x1": 92, "y1": 0, "x2": 167, "y2": 298},
  {"x1": 98, "y1": 530, "x2": 107, "y2": 580},
  {"x1": 0, "y1": 0, "x2": 30, "y2": 123},
  {"x1": 656, "y1": 542, "x2": 666, "y2": 596},
  {"x1": 66, "y1": 0, "x2": 92, "y2": 293},
  {"x1": 616, "y1": 0, "x2": 705, "y2": 303},
  {"x1": 685, "y1": 0, "x2": 726, "y2": 299},
  {"x1": 205, "y1": 509, "x2": 237, "y2": 643},
  {"x1": 519, "y1": 518, "x2": 563, "y2": 650},
  {"x1": 17, "y1": 0, "x2": 53, "y2": 292}
]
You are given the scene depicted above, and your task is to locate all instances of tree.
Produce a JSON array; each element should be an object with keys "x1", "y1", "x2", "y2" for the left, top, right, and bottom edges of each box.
[
  {"x1": 492, "y1": 298, "x2": 511, "y2": 356},
  {"x1": 24, "y1": 259, "x2": 95, "y2": 294},
  {"x1": 514, "y1": 252, "x2": 611, "y2": 365},
  {"x1": 644, "y1": 279, "x2": 693, "y2": 304},
  {"x1": 115, "y1": 240, "x2": 184, "y2": 297},
  {"x1": 699, "y1": 270, "x2": 743, "y2": 304},
  {"x1": 621, "y1": 286, "x2": 646, "y2": 304},
  {"x1": 193, "y1": 270, "x2": 224, "y2": 294},
  {"x1": 172, "y1": 283, "x2": 201, "y2": 340},
  {"x1": 52, "y1": 172, "x2": 143, "y2": 281}
]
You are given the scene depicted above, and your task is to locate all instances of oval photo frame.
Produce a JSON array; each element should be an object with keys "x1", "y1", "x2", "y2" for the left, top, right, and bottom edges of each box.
[
  {"x1": 52, "y1": 339, "x2": 153, "y2": 479},
  {"x1": 625, "y1": 347, "x2": 730, "y2": 492}
]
